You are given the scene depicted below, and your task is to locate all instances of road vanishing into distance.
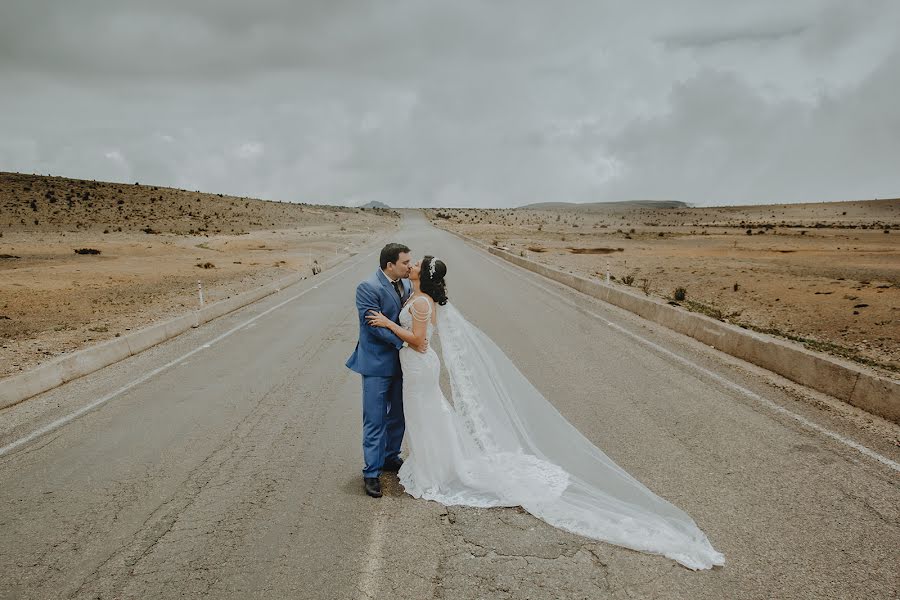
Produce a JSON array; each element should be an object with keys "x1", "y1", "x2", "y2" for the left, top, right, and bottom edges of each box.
[{"x1": 1, "y1": 211, "x2": 898, "y2": 599}]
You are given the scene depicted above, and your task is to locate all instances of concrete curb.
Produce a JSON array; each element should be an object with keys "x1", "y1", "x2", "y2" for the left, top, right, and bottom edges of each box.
[
  {"x1": 0, "y1": 241, "x2": 375, "y2": 411},
  {"x1": 440, "y1": 226, "x2": 900, "y2": 424}
]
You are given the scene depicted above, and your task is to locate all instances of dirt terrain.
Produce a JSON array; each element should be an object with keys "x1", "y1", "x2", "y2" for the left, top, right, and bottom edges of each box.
[
  {"x1": 0, "y1": 172, "x2": 399, "y2": 378},
  {"x1": 428, "y1": 199, "x2": 900, "y2": 376}
]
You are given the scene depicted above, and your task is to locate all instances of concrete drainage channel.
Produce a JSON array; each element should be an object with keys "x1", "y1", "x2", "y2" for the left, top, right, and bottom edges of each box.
[
  {"x1": 0, "y1": 234, "x2": 391, "y2": 411},
  {"x1": 439, "y1": 226, "x2": 900, "y2": 425}
]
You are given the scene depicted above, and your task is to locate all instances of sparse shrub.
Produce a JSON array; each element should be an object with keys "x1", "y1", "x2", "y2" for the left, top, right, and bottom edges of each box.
[
  {"x1": 74, "y1": 248, "x2": 101, "y2": 255},
  {"x1": 196, "y1": 262, "x2": 215, "y2": 269},
  {"x1": 641, "y1": 278, "x2": 651, "y2": 296},
  {"x1": 746, "y1": 229, "x2": 752, "y2": 235},
  {"x1": 622, "y1": 274, "x2": 635, "y2": 286},
  {"x1": 733, "y1": 282, "x2": 740, "y2": 292},
  {"x1": 673, "y1": 287, "x2": 687, "y2": 301}
]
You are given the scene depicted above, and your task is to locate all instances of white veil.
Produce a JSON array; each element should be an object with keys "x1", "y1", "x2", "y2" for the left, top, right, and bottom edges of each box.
[{"x1": 436, "y1": 302, "x2": 725, "y2": 570}]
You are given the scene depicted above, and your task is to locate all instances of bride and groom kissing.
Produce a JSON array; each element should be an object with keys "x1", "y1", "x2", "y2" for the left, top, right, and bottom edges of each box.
[{"x1": 345, "y1": 243, "x2": 725, "y2": 570}]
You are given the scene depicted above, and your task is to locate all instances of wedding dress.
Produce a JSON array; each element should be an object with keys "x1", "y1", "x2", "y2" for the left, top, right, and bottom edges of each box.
[{"x1": 397, "y1": 297, "x2": 725, "y2": 570}]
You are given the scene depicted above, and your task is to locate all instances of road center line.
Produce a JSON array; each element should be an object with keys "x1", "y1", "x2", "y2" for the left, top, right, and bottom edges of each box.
[{"x1": 356, "y1": 506, "x2": 388, "y2": 600}]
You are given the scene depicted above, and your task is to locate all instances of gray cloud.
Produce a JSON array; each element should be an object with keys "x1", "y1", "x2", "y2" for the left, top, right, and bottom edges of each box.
[
  {"x1": 661, "y1": 23, "x2": 809, "y2": 50},
  {"x1": 602, "y1": 52, "x2": 900, "y2": 204},
  {"x1": 1, "y1": 0, "x2": 898, "y2": 207}
]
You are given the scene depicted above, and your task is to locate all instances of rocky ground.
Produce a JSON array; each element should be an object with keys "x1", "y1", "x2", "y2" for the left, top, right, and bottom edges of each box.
[
  {"x1": 0, "y1": 172, "x2": 399, "y2": 378},
  {"x1": 427, "y1": 199, "x2": 900, "y2": 376}
]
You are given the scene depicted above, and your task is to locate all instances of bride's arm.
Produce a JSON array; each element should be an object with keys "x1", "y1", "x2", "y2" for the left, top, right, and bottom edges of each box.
[{"x1": 367, "y1": 297, "x2": 432, "y2": 351}]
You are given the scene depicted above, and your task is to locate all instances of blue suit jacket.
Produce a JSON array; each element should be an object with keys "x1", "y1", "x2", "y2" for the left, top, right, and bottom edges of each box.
[{"x1": 346, "y1": 270, "x2": 411, "y2": 377}]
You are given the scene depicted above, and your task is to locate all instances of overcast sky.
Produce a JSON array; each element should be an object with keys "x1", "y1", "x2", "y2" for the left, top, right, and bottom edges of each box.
[{"x1": 1, "y1": 1, "x2": 898, "y2": 207}]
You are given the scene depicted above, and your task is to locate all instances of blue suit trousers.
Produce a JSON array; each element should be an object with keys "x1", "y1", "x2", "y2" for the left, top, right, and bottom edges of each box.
[{"x1": 361, "y1": 373, "x2": 405, "y2": 477}]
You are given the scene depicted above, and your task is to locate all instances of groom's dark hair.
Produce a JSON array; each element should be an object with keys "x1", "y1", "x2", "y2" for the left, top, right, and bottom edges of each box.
[{"x1": 380, "y1": 243, "x2": 410, "y2": 269}]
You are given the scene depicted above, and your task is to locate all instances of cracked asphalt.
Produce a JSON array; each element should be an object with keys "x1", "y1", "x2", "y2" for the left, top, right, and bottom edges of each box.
[{"x1": 1, "y1": 211, "x2": 898, "y2": 599}]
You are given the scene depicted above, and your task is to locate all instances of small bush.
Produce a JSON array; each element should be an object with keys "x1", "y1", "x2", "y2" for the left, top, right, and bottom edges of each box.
[
  {"x1": 673, "y1": 287, "x2": 687, "y2": 302},
  {"x1": 621, "y1": 274, "x2": 635, "y2": 286},
  {"x1": 196, "y1": 262, "x2": 215, "y2": 269},
  {"x1": 74, "y1": 248, "x2": 101, "y2": 255}
]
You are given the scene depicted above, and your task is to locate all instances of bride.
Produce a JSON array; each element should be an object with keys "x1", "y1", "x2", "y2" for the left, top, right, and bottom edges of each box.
[{"x1": 365, "y1": 256, "x2": 725, "y2": 570}]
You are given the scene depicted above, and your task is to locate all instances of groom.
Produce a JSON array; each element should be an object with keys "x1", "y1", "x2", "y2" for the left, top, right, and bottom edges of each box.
[{"x1": 346, "y1": 243, "x2": 424, "y2": 498}]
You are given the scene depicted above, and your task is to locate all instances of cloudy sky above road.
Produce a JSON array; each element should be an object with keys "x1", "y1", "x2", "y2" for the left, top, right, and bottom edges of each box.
[{"x1": 1, "y1": 1, "x2": 898, "y2": 208}]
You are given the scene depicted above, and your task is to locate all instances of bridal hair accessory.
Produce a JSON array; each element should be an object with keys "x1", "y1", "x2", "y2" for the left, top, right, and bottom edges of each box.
[{"x1": 428, "y1": 257, "x2": 439, "y2": 279}]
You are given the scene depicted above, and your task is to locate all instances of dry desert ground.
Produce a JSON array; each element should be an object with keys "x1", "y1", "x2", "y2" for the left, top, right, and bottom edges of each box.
[
  {"x1": 0, "y1": 172, "x2": 400, "y2": 378},
  {"x1": 428, "y1": 199, "x2": 900, "y2": 377}
]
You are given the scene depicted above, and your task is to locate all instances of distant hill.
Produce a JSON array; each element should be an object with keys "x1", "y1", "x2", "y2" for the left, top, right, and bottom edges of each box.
[
  {"x1": 519, "y1": 200, "x2": 688, "y2": 211},
  {"x1": 0, "y1": 172, "x2": 376, "y2": 235},
  {"x1": 359, "y1": 201, "x2": 391, "y2": 209}
]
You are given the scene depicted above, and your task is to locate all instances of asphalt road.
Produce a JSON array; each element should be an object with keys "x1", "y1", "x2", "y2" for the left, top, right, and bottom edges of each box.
[{"x1": 1, "y1": 211, "x2": 898, "y2": 599}]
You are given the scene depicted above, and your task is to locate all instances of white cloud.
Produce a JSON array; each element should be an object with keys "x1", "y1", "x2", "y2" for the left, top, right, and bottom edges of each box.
[{"x1": 234, "y1": 141, "x2": 264, "y2": 159}]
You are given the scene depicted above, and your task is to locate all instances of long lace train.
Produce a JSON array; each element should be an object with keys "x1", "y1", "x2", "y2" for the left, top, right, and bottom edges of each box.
[{"x1": 397, "y1": 300, "x2": 724, "y2": 570}]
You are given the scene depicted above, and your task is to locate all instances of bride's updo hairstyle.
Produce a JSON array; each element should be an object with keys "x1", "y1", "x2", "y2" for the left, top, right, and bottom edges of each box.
[{"x1": 421, "y1": 256, "x2": 448, "y2": 306}]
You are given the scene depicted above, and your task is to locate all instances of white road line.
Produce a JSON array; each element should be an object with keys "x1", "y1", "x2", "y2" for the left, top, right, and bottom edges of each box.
[
  {"x1": 477, "y1": 249, "x2": 900, "y2": 474},
  {"x1": 0, "y1": 250, "x2": 376, "y2": 458},
  {"x1": 356, "y1": 507, "x2": 388, "y2": 599}
]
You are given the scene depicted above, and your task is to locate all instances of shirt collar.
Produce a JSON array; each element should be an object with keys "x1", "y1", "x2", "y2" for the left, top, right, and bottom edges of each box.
[{"x1": 379, "y1": 269, "x2": 399, "y2": 284}]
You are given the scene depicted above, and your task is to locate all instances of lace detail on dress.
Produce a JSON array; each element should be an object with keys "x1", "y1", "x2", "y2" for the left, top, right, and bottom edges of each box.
[{"x1": 438, "y1": 308, "x2": 501, "y2": 455}]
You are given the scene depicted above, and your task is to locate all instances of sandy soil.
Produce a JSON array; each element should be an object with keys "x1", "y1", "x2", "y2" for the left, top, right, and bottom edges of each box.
[
  {"x1": 1, "y1": 173, "x2": 399, "y2": 378},
  {"x1": 427, "y1": 199, "x2": 900, "y2": 376}
]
